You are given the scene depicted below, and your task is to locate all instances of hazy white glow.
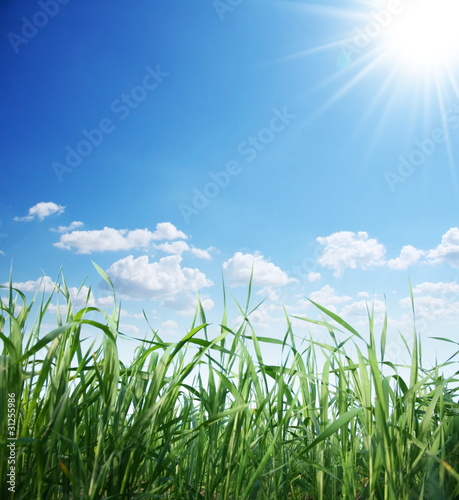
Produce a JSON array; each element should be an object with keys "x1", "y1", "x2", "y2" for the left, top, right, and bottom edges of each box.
[{"x1": 387, "y1": 0, "x2": 459, "y2": 69}]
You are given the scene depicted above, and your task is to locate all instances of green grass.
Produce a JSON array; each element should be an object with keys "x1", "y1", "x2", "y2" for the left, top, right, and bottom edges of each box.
[{"x1": 1, "y1": 267, "x2": 459, "y2": 499}]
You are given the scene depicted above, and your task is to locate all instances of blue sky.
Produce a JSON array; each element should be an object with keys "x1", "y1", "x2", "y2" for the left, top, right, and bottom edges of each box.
[{"x1": 2, "y1": 0, "x2": 459, "y2": 366}]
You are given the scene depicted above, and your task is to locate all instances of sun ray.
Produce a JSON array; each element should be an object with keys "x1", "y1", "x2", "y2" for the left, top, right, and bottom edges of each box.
[
  {"x1": 434, "y1": 77, "x2": 459, "y2": 197},
  {"x1": 260, "y1": 0, "x2": 459, "y2": 194}
]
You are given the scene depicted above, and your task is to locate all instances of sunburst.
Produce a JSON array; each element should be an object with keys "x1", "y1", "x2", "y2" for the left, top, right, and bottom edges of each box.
[
  {"x1": 385, "y1": 0, "x2": 459, "y2": 73},
  {"x1": 273, "y1": 0, "x2": 459, "y2": 191}
]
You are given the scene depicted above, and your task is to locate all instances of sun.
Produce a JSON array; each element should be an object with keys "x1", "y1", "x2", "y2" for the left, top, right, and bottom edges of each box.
[{"x1": 385, "y1": 0, "x2": 459, "y2": 72}]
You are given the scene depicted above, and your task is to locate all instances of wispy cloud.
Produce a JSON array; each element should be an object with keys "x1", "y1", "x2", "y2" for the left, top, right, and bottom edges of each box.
[
  {"x1": 14, "y1": 202, "x2": 65, "y2": 222},
  {"x1": 50, "y1": 221, "x2": 84, "y2": 233}
]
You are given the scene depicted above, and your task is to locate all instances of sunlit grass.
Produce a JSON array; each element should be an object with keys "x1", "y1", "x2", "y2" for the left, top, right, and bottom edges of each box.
[{"x1": 1, "y1": 266, "x2": 459, "y2": 499}]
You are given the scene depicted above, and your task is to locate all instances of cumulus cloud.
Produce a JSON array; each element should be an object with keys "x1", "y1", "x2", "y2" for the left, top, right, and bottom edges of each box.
[
  {"x1": 223, "y1": 252, "x2": 295, "y2": 287},
  {"x1": 96, "y1": 295, "x2": 115, "y2": 308},
  {"x1": 54, "y1": 222, "x2": 187, "y2": 254},
  {"x1": 308, "y1": 285, "x2": 353, "y2": 311},
  {"x1": 412, "y1": 281, "x2": 459, "y2": 296},
  {"x1": 257, "y1": 286, "x2": 282, "y2": 302},
  {"x1": 307, "y1": 272, "x2": 321, "y2": 282},
  {"x1": 119, "y1": 324, "x2": 140, "y2": 336},
  {"x1": 235, "y1": 302, "x2": 283, "y2": 329},
  {"x1": 47, "y1": 286, "x2": 98, "y2": 313},
  {"x1": 4, "y1": 277, "x2": 113, "y2": 313},
  {"x1": 14, "y1": 202, "x2": 65, "y2": 222},
  {"x1": 313, "y1": 228, "x2": 459, "y2": 275},
  {"x1": 426, "y1": 228, "x2": 459, "y2": 267},
  {"x1": 154, "y1": 241, "x2": 190, "y2": 256},
  {"x1": 159, "y1": 320, "x2": 180, "y2": 336},
  {"x1": 6, "y1": 276, "x2": 56, "y2": 293},
  {"x1": 105, "y1": 254, "x2": 213, "y2": 314},
  {"x1": 387, "y1": 245, "x2": 425, "y2": 270},
  {"x1": 295, "y1": 285, "x2": 352, "y2": 314},
  {"x1": 399, "y1": 295, "x2": 459, "y2": 321},
  {"x1": 341, "y1": 299, "x2": 386, "y2": 317},
  {"x1": 316, "y1": 231, "x2": 386, "y2": 277},
  {"x1": 154, "y1": 241, "x2": 213, "y2": 259},
  {"x1": 50, "y1": 221, "x2": 84, "y2": 233},
  {"x1": 400, "y1": 278, "x2": 459, "y2": 326},
  {"x1": 189, "y1": 247, "x2": 214, "y2": 260},
  {"x1": 153, "y1": 222, "x2": 187, "y2": 241}
]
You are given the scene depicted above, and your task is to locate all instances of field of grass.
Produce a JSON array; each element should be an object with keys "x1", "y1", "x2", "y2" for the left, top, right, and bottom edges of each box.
[{"x1": 1, "y1": 266, "x2": 459, "y2": 499}]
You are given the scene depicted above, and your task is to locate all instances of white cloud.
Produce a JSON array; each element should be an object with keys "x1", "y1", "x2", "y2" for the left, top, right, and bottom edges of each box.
[
  {"x1": 190, "y1": 247, "x2": 214, "y2": 260},
  {"x1": 105, "y1": 254, "x2": 213, "y2": 313},
  {"x1": 120, "y1": 308, "x2": 144, "y2": 319},
  {"x1": 154, "y1": 241, "x2": 213, "y2": 259},
  {"x1": 155, "y1": 241, "x2": 190, "y2": 256},
  {"x1": 50, "y1": 221, "x2": 84, "y2": 233},
  {"x1": 307, "y1": 272, "x2": 321, "y2": 282},
  {"x1": 153, "y1": 222, "x2": 187, "y2": 241},
  {"x1": 159, "y1": 320, "x2": 180, "y2": 336},
  {"x1": 387, "y1": 245, "x2": 425, "y2": 270},
  {"x1": 309, "y1": 285, "x2": 352, "y2": 310},
  {"x1": 316, "y1": 231, "x2": 386, "y2": 277},
  {"x1": 427, "y1": 228, "x2": 459, "y2": 267},
  {"x1": 399, "y1": 295, "x2": 459, "y2": 321},
  {"x1": 257, "y1": 286, "x2": 282, "y2": 302},
  {"x1": 14, "y1": 202, "x2": 65, "y2": 222},
  {"x1": 6, "y1": 276, "x2": 56, "y2": 293},
  {"x1": 295, "y1": 285, "x2": 352, "y2": 314},
  {"x1": 223, "y1": 252, "x2": 295, "y2": 287},
  {"x1": 161, "y1": 320, "x2": 179, "y2": 329},
  {"x1": 97, "y1": 295, "x2": 115, "y2": 308},
  {"x1": 46, "y1": 286, "x2": 117, "y2": 315},
  {"x1": 3, "y1": 277, "x2": 115, "y2": 314},
  {"x1": 235, "y1": 302, "x2": 283, "y2": 329},
  {"x1": 54, "y1": 222, "x2": 187, "y2": 254},
  {"x1": 412, "y1": 281, "x2": 459, "y2": 297},
  {"x1": 341, "y1": 299, "x2": 386, "y2": 317},
  {"x1": 119, "y1": 324, "x2": 140, "y2": 336}
]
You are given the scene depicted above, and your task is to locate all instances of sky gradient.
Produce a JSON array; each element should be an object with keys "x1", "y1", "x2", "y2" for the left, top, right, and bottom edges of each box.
[{"x1": 2, "y1": 0, "x2": 459, "y2": 366}]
